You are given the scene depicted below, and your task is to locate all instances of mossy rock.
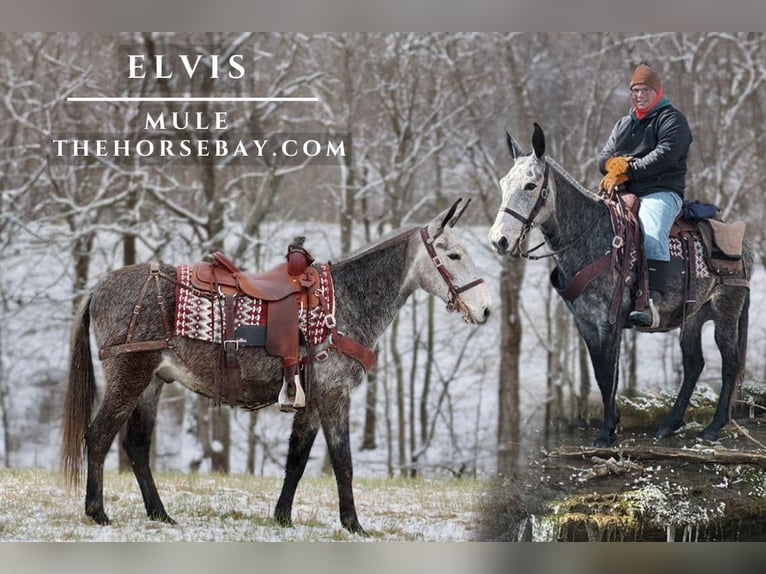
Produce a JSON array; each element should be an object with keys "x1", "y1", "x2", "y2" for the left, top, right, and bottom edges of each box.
[
  {"x1": 616, "y1": 385, "x2": 719, "y2": 429},
  {"x1": 476, "y1": 418, "x2": 766, "y2": 542},
  {"x1": 577, "y1": 382, "x2": 766, "y2": 430}
]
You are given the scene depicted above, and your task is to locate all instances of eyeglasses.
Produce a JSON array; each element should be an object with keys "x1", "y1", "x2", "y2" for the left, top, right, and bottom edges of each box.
[{"x1": 630, "y1": 87, "x2": 655, "y2": 96}]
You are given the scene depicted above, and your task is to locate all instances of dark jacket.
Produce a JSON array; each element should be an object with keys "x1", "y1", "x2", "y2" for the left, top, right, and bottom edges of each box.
[{"x1": 598, "y1": 97, "x2": 692, "y2": 198}]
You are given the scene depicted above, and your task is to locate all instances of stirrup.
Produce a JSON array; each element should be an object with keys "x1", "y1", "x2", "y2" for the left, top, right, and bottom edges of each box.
[
  {"x1": 278, "y1": 373, "x2": 306, "y2": 412},
  {"x1": 630, "y1": 299, "x2": 660, "y2": 329}
]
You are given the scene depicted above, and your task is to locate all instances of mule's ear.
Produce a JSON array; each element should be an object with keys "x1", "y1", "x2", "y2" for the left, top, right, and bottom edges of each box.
[
  {"x1": 532, "y1": 123, "x2": 545, "y2": 159},
  {"x1": 448, "y1": 197, "x2": 472, "y2": 227},
  {"x1": 438, "y1": 198, "x2": 461, "y2": 231},
  {"x1": 505, "y1": 130, "x2": 524, "y2": 161}
]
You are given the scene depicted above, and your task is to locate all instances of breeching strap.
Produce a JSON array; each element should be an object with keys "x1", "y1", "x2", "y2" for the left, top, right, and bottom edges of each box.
[{"x1": 99, "y1": 262, "x2": 175, "y2": 360}]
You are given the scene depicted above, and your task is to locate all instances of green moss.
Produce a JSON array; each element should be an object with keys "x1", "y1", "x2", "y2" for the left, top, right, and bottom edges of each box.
[
  {"x1": 544, "y1": 492, "x2": 644, "y2": 541},
  {"x1": 537, "y1": 474, "x2": 766, "y2": 541},
  {"x1": 616, "y1": 385, "x2": 720, "y2": 428}
]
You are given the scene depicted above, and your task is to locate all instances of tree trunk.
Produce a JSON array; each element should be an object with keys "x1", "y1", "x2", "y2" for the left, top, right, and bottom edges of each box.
[
  {"x1": 497, "y1": 258, "x2": 526, "y2": 475},
  {"x1": 0, "y1": 322, "x2": 9, "y2": 467},
  {"x1": 361, "y1": 362, "x2": 378, "y2": 450},
  {"x1": 390, "y1": 315, "x2": 407, "y2": 477},
  {"x1": 407, "y1": 296, "x2": 419, "y2": 478},
  {"x1": 420, "y1": 294, "x2": 435, "y2": 445},
  {"x1": 360, "y1": 194, "x2": 379, "y2": 450},
  {"x1": 246, "y1": 411, "x2": 258, "y2": 474},
  {"x1": 210, "y1": 408, "x2": 230, "y2": 473},
  {"x1": 71, "y1": 231, "x2": 94, "y2": 312},
  {"x1": 577, "y1": 338, "x2": 592, "y2": 424},
  {"x1": 623, "y1": 330, "x2": 638, "y2": 397}
]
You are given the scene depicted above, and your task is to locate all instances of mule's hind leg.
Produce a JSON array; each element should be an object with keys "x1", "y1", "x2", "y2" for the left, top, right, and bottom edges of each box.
[
  {"x1": 701, "y1": 290, "x2": 749, "y2": 442},
  {"x1": 122, "y1": 376, "x2": 175, "y2": 524},
  {"x1": 274, "y1": 407, "x2": 321, "y2": 527},
  {"x1": 655, "y1": 306, "x2": 710, "y2": 439},
  {"x1": 85, "y1": 356, "x2": 158, "y2": 525}
]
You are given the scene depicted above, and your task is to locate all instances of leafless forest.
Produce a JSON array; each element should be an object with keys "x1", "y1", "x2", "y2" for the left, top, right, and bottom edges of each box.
[{"x1": 1, "y1": 33, "x2": 764, "y2": 478}]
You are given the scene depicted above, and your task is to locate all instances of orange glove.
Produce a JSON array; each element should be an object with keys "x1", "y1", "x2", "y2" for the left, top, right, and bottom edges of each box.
[
  {"x1": 604, "y1": 155, "x2": 632, "y2": 176},
  {"x1": 599, "y1": 172, "x2": 629, "y2": 194}
]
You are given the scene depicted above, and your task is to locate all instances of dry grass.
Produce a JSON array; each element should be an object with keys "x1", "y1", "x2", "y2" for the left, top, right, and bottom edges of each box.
[{"x1": 0, "y1": 469, "x2": 483, "y2": 541}]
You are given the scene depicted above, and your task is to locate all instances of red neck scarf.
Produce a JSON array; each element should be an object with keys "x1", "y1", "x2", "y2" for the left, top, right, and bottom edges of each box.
[{"x1": 633, "y1": 87, "x2": 664, "y2": 120}]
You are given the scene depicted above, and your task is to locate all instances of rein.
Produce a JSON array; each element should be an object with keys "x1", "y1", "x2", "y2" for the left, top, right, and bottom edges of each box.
[{"x1": 419, "y1": 226, "x2": 485, "y2": 316}]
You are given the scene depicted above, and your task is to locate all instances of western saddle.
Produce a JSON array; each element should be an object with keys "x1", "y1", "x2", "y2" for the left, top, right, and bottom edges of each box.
[{"x1": 190, "y1": 239, "x2": 319, "y2": 411}]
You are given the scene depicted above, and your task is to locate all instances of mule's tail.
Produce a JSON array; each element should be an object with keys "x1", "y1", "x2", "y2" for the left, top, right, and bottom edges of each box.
[{"x1": 61, "y1": 293, "x2": 97, "y2": 491}]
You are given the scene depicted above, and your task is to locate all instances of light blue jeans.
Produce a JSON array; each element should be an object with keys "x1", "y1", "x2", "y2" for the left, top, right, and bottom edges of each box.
[{"x1": 637, "y1": 191, "x2": 683, "y2": 261}]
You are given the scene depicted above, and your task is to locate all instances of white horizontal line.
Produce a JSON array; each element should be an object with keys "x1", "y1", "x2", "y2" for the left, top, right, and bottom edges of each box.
[{"x1": 67, "y1": 96, "x2": 319, "y2": 102}]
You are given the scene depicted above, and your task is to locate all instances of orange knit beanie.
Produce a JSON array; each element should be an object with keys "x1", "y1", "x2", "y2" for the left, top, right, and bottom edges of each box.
[{"x1": 630, "y1": 63, "x2": 662, "y2": 92}]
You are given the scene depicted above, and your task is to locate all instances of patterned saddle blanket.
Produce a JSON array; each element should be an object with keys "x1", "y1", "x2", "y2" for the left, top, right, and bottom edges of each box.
[{"x1": 175, "y1": 263, "x2": 335, "y2": 347}]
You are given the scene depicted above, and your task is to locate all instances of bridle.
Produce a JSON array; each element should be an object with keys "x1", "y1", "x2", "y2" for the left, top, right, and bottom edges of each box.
[
  {"x1": 498, "y1": 160, "x2": 553, "y2": 259},
  {"x1": 420, "y1": 225, "x2": 485, "y2": 320}
]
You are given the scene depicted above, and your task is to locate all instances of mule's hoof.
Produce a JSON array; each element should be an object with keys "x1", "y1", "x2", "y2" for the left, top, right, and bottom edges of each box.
[
  {"x1": 654, "y1": 427, "x2": 678, "y2": 440},
  {"x1": 700, "y1": 428, "x2": 720, "y2": 443},
  {"x1": 149, "y1": 511, "x2": 177, "y2": 525},
  {"x1": 87, "y1": 511, "x2": 111, "y2": 526},
  {"x1": 344, "y1": 521, "x2": 369, "y2": 537},
  {"x1": 274, "y1": 510, "x2": 293, "y2": 528},
  {"x1": 592, "y1": 435, "x2": 615, "y2": 448}
]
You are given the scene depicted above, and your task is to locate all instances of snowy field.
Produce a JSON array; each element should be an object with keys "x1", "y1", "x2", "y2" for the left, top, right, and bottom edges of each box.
[{"x1": 0, "y1": 469, "x2": 482, "y2": 541}]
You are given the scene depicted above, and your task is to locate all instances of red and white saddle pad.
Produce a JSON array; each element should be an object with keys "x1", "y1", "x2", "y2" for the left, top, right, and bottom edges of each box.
[{"x1": 174, "y1": 263, "x2": 335, "y2": 345}]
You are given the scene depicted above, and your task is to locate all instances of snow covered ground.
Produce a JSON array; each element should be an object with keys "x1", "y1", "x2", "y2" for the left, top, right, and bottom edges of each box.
[{"x1": 0, "y1": 469, "x2": 482, "y2": 541}]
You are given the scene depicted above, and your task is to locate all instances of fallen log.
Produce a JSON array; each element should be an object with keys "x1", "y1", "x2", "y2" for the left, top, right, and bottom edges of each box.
[
  {"x1": 576, "y1": 455, "x2": 644, "y2": 482},
  {"x1": 550, "y1": 445, "x2": 766, "y2": 467}
]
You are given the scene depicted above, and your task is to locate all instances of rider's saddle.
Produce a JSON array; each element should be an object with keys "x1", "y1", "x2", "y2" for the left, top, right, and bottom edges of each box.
[
  {"x1": 190, "y1": 242, "x2": 319, "y2": 411},
  {"x1": 552, "y1": 193, "x2": 748, "y2": 330}
]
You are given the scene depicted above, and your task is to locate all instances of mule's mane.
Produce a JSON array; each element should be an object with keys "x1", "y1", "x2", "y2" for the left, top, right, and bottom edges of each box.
[
  {"x1": 329, "y1": 225, "x2": 416, "y2": 267},
  {"x1": 543, "y1": 155, "x2": 601, "y2": 202}
]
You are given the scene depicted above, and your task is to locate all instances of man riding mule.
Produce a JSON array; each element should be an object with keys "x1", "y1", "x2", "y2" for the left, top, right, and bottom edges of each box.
[
  {"x1": 598, "y1": 62, "x2": 693, "y2": 329},
  {"x1": 489, "y1": 123, "x2": 750, "y2": 447}
]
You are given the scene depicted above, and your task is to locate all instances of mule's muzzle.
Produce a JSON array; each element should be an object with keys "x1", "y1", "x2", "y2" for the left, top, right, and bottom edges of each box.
[
  {"x1": 492, "y1": 235, "x2": 510, "y2": 254},
  {"x1": 456, "y1": 299, "x2": 490, "y2": 325},
  {"x1": 492, "y1": 235, "x2": 521, "y2": 258}
]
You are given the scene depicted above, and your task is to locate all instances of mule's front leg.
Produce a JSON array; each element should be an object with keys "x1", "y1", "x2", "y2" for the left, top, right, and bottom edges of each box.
[
  {"x1": 274, "y1": 408, "x2": 321, "y2": 527},
  {"x1": 319, "y1": 386, "x2": 367, "y2": 536},
  {"x1": 584, "y1": 330, "x2": 622, "y2": 447}
]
